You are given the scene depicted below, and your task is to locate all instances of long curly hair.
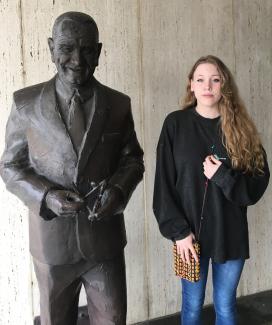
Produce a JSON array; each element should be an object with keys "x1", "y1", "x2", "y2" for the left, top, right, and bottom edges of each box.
[{"x1": 181, "y1": 55, "x2": 265, "y2": 174}]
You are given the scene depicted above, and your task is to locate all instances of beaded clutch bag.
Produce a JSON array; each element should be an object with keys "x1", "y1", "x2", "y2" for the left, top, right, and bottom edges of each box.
[{"x1": 173, "y1": 241, "x2": 200, "y2": 282}]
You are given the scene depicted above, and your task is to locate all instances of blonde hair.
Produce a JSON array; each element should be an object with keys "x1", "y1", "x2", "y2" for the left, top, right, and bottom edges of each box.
[{"x1": 181, "y1": 55, "x2": 265, "y2": 174}]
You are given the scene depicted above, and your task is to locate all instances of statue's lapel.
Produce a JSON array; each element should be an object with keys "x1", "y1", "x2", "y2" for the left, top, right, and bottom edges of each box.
[
  {"x1": 40, "y1": 77, "x2": 77, "y2": 161},
  {"x1": 75, "y1": 80, "x2": 109, "y2": 181}
]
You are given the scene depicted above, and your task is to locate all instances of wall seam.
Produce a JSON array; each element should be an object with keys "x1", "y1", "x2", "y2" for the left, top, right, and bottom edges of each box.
[
  {"x1": 231, "y1": 0, "x2": 237, "y2": 75},
  {"x1": 137, "y1": 0, "x2": 150, "y2": 320},
  {"x1": 18, "y1": 0, "x2": 26, "y2": 87},
  {"x1": 18, "y1": 0, "x2": 33, "y2": 321}
]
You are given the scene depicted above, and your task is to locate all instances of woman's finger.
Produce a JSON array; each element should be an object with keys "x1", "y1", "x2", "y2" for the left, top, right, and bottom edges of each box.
[
  {"x1": 210, "y1": 155, "x2": 221, "y2": 165},
  {"x1": 190, "y1": 246, "x2": 199, "y2": 263},
  {"x1": 177, "y1": 246, "x2": 185, "y2": 263},
  {"x1": 177, "y1": 244, "x2": 182, "y2": 256},
  {"x1": 184, "y1": 249, "x2": 191, "y2": 265},
  {"x1": 180, "y1": 250, "x2": 186, "y2": 263}
]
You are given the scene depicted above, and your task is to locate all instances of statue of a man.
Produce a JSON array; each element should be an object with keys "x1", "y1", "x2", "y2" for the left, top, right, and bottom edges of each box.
[{"x1": 0, "y1": 11, "x2": 144, "y2": 325}]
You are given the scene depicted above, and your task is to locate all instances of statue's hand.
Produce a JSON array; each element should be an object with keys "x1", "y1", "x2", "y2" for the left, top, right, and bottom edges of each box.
[
  {"x1": 45, "y1": 189, "x2": 85, "y2": 217},
  {"x1": 95, "y1": 186, "x2": 124, "y2": 221}
]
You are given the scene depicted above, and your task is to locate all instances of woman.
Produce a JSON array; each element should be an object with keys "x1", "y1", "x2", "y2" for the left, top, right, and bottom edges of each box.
[{"x1": 153, "y1": 55, "x2": 270, "y2": 325}]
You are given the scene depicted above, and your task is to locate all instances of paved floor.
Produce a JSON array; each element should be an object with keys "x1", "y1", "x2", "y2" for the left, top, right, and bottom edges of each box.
[
  {"x1": 134, "y1": 290, "x2": 272, "y2": 325},
  {"x1": 34, "y1": 289, "x2": 272, "y2": 324}
]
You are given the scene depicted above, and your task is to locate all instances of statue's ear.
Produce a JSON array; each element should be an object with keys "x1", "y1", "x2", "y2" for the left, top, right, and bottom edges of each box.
[
  {"x1": 48, "y1": 38, "x2": 55, "y2": 63},
  {"x1": 94, "y1": 42, "x2": 102, "y2": 67},
  {"x1": 97, "y1": 43, "x2": 102, "y2": 57}
]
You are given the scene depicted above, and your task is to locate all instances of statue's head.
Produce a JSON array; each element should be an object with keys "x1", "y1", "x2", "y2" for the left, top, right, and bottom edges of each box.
[{"x1": 48, "y1": 12, "x2": 102, "y2": 87}]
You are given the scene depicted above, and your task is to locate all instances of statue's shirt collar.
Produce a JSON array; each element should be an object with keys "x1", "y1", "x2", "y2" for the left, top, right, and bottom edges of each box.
[{"x1": 55, "y1": 76, "x2": 94, "y2": 104}]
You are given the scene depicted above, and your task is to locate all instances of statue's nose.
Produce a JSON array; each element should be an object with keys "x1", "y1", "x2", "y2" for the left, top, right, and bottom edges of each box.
[{"x1": 70, "y1": 49, "x2": 82, "y2": 65}]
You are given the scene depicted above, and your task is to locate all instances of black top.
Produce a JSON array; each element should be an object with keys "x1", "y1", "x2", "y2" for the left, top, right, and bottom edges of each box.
[{"x1": 153, "y1": 106, "x2": 270, "y2": 262}]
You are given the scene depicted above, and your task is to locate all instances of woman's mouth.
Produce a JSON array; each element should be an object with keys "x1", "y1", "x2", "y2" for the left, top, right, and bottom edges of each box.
[{"x1": 203, "y1": 94, "x2": 214, "y2": 97}]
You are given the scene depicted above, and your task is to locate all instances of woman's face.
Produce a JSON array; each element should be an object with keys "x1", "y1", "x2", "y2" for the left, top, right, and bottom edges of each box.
[{"x1": 190, "y1": 63, "x2": 222, "y2": 110}]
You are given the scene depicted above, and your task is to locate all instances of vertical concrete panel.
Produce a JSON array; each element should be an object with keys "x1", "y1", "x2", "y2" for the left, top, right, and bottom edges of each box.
[
  {"x1": 233, "y1": 0, "x2": 272, "y2": 296},
  {"x1": 1, "y1": 0, "x2": 271, "y2": 323},
  {"x1": 0, "y1": 1, "x2": 33, "y2": 325},
  {"x1": 140, "y1": 0, "x2": 235, "y2": 318},
  {"x1": 20, "y1": 0, "x2": 146, "y2": 323}
]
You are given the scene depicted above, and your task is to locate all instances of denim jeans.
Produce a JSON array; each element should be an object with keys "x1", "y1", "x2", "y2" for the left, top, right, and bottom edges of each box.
[{"x1": 181, "y1": 257, "x2": 245, "y2": 325}]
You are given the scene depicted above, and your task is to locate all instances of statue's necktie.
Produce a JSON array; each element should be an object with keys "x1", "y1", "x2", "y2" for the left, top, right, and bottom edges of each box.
[{"x1": 68, "y1": 91, "x2": 86, "y2": 154}]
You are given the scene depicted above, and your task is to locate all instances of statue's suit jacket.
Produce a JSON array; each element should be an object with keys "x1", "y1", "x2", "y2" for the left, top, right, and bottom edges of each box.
[{"x1": 0, "y1": 76, "x2": 144, "y2": 265}]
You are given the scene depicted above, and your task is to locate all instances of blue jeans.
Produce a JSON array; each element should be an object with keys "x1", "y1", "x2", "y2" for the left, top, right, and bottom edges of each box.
[{"x1": 181, "y1": 257, "x2": 245, "y2": 325}]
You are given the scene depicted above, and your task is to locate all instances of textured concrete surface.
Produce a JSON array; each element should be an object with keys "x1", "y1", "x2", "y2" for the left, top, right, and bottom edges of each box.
[{"x1": 0, "y1": 1, "x2": 271, "y2": 324}]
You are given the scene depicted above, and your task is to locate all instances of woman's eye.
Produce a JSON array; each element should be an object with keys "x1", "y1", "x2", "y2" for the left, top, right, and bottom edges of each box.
[
  {"x1": 213, "y1": 78, "x2": 220, "y2": 83},
  {"x1": 196, "y1": 79, "x2": 203, "y2": 82}
]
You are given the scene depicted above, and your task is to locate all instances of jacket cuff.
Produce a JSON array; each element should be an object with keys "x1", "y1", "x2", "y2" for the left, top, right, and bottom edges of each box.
[
  {"x1": 172, "y1": 228, "x2": 191, "y2": 242},
  {"x1": 39, "y1": 188, "x2": 58, "y2": 220},
  {"x1": 108, "y1": 184, "x2": 126, "y2": 214},
  {"x1": 210, "y1": 164, "x2": 233, "y2": 188},
  {"x1": 108, "y1": 178, "x2": 131, "y2": 207}
]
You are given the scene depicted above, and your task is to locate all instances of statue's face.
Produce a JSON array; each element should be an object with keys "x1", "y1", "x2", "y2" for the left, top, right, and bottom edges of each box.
[{"x1": 48, "y1": 20, "x2": 102, "y2": 87}]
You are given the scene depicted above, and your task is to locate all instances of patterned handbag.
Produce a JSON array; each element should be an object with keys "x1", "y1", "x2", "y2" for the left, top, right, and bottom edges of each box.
[
  {"x1": 173, "y1": 179, "x2": 208, "y2": 282},
  {"x1": 173, "y1": 241, "x2": 200, "y2": 282}
]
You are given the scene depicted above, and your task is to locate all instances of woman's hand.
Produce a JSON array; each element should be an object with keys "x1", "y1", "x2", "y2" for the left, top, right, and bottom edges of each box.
[
  {"x1": 203, "y1": 155, "x2": 222, "y2": 179},
  {"x1": 175, "y1": 233, "x2": 198, "y2": 264}
]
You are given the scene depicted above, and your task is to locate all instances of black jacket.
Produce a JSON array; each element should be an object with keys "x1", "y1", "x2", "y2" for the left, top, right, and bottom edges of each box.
[
  {"x1": 0, "y1": 76, "x2": 144, "y2": 265},
  {"x1": 153, "y1": 107, "x2": 269, "y2": 262}
]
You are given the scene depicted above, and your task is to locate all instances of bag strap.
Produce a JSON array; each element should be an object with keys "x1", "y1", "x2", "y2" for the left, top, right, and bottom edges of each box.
[{"x1": 196, "y1": 178, "x2": 208, "y2": 241}]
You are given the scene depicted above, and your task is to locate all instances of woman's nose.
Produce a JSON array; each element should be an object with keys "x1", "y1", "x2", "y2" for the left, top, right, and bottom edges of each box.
[{"x1": 204, "y1": 80, "x2": 212, "y2": 90}]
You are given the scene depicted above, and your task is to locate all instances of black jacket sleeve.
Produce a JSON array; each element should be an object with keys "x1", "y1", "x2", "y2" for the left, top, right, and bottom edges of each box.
[
  {"x1": 211, "y1": 152, "x2": 270, "y2": 206},
  {"x1": 153, "y1": 115, "x2": 191, "y2": 241}
]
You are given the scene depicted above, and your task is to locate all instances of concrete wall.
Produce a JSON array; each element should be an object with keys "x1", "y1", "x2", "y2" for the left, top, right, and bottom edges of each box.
[{"x1": 0, "y1": 1, "x2": 271, "y2": 324}]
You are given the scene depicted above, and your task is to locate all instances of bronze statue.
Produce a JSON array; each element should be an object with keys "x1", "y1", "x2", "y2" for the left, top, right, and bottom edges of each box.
[{"x1": 0, "y1": 11, "x2": 144, "y2": 325}]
